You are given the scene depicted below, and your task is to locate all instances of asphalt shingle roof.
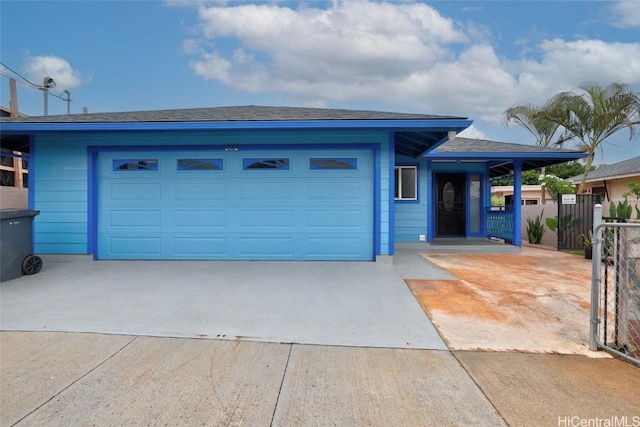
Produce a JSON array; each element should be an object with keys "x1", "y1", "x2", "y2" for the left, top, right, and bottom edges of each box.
[
  {"x1": 434, "y1": 137, "x2": 583, "y2": 155},
  {"x1": 569, "y1": 156, "x2": 640, "y2": 182},
  {"x1": 0, "y1": 105, "x2": 465, "y2": 124}
]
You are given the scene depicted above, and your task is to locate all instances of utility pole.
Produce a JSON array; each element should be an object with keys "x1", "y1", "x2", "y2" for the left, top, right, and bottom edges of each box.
[
  {"x1": 42, "y1": 77, "x2": 55, "y2": 116},
  {"x1": 64, "y1": 90, "x2": 71, "y2": 114},
  {"x1": 9, "y1": 78, "x2": 18, "y2": 117}
]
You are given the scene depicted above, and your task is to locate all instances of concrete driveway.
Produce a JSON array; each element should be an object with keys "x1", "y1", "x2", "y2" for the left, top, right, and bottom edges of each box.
[
  {"x1": 2, "y1": 246, "x2": 639, "y2": 426},
  {"x1": 0, "y1": 255, "x2": 445, "y2": 350}
]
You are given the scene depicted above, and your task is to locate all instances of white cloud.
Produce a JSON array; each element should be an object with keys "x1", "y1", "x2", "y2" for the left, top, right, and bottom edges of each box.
[
  {"x1": 189, "y1": 1, "x2": 467, "y2": 91},
  {"x1": 513, "y1": 39, "x2": 640, "y2": 103},
  {"x1": 181, "y1": 1, "x2": 640, "y2": 125},
  {"x1": 459, "y1": 125, "x2": 488, "y2": 140},
  {"x1": 23, "y1": 56, "x2": 87, "y2": 90},
  {"x1": 611, "y1": 1, "x2": 640, "y2": 28}
]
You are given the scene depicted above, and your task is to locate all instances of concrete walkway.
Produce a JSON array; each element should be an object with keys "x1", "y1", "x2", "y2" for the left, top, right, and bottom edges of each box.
[{"x1": 1, "y1": 331, "x2": 506, "y2": 427}]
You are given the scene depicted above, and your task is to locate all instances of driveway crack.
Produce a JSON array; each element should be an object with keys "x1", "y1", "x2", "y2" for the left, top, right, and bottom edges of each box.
[
  {"x1": 269, "y1": 343, "x2": 293, "y2": 427},
  {"x1": 11, "y1": 335, "x2": 139, "y2": 427}
]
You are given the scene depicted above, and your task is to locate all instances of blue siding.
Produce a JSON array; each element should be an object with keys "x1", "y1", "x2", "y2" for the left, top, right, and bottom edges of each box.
[
  {"x1": 32, "y1": 137, "x2": 88, "y2": 254},
  {"x1": 32, "y1": 129, "x2": 391, "y2": 258},
  {"x1": 394, "y1": 156, "x2": 429, "y2": 242}
]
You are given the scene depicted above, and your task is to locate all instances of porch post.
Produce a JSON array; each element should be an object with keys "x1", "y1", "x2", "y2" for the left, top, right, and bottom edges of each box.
[{"x1": 513, "y1": 160, "x2": 522, "y2": 246}]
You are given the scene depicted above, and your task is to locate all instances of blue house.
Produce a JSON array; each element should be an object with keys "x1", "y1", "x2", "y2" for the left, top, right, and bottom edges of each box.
[{"x1": 0, "y1": 106, "x2": 585, "y2": 261}]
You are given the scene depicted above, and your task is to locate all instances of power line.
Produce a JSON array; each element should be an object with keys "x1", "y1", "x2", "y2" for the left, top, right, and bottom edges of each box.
[
  {"x1": 0, "y1": 71, "x2": 37, "y2": 90},
  {"x1": 1, "y1": 64, "x2": 70, "y2": 101},
  {"x1": 0, "y1": 62, "x2": 41, "y2": 89}
]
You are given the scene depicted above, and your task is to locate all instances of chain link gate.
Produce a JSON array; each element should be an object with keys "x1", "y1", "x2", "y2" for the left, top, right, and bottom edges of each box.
[{"x1": 590, "y1": 205, "x2": 640, "y2": 366}]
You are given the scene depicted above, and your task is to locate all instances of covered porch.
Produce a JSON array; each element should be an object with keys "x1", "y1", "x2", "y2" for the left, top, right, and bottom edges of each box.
[{"x1": 393, "y1": 137, "x2": 587, "y2": 248}]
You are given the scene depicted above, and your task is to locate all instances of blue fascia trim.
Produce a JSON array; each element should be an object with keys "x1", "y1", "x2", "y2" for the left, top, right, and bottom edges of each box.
[
  {"x1": 0, "y1": 119, "x2": 474, "y2": 133},
  {"x1": 0, "y1": 151, "x2": 30, "y2": 160},
  {"x1": 87, "y1": 143, "x2": 380, "y2": 153},
  {"x1": 28, "y1": 135, "x2": 35, "y2": 210},
  {"x1": 388, "y1": 133, "x2": 395, "y2": 256},
  {"x1": 512, "y1": 160, "x2": 523, "y2": 246},
  {"x1": 424, "y1": 151, "x2": 588, "y2": 160},
  {"x1": 426, "y1": 160, "x2": 433, "y2": 242}
]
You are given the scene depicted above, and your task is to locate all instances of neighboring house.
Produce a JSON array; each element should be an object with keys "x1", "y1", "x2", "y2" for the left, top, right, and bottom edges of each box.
[
  {"x1": 491, "y1": 185, "x2": 547, "y2": 206},
  {"x1": 568, "y1": 156, "x2": 640, "y2": 201},
  {"x1": 0, "y1": 106, "x2": 585, "y2": 261},
  {"x1": 0, "y1": 105, "x2": 28, "y2": 208}
]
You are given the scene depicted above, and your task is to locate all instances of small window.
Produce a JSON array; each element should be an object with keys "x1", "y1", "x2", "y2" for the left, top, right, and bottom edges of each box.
[
  {"x1": 177, "y1": 159, "x2": 223, "y2": 171},
  {"x1": 395, "y1": 166, "x2": 418, "y2": 200},
  {"x1": 113, "y1": 159, "x2": 158, "y2": 171},
  {"x1": 0, "y1": 154, "x2": 13, "y2": 167},
  {"x1": 0, "y1": 170, "x2": 15, "y2": 186},
  {"x1": 243, "y1": 158, "x2": 290, "y2": 170},
  {"x1": 310, "y1": 158, "x2": 357, "y2": 170}
]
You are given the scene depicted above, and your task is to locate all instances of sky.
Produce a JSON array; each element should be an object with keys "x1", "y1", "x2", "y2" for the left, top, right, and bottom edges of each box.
[{"x1": 1, "y1": 0, "x2": 639, "y2": 166}]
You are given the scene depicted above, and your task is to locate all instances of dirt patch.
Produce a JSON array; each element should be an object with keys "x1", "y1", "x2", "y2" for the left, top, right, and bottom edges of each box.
[
  {"x1": 405, "y1": 247, "x2": 608, "y2": 356},
  {"x1": 406, "y1": 279, "x2": 506, "y2": 322}
]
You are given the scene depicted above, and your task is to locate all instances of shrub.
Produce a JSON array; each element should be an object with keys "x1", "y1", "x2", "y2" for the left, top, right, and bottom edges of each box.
[{"x1": 526, "y1": 211, "x2": 546, "y2": 244}]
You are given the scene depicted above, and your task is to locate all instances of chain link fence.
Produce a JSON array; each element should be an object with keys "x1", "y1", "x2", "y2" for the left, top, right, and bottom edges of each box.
[{"x1": 590, "y1": 212, "x2": 640, "y2": 366}]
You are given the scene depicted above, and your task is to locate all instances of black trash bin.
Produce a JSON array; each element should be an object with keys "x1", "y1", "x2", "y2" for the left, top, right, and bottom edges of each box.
[{"x1": 0, "y1": 209, "x2": 42, "y2": 282}]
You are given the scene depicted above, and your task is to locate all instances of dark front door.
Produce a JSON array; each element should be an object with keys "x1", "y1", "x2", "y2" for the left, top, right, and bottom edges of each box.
[{"x1": 435, "y1": 173, "x2": 465, "y2": 237}]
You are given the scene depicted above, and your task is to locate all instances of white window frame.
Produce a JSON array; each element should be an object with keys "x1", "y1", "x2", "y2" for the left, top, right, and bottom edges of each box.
[{"x1": 394, "y1": 165, "x2": 418, "y2": 201}]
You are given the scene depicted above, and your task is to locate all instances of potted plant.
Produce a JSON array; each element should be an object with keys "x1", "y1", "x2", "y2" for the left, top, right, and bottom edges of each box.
[{"x1": 578, "y1": 230, "x2": 593, "y2": 259}]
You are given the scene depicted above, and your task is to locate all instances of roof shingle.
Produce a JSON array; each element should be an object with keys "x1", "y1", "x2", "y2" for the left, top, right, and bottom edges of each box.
[
  {"x1": 434, "y1": 137, "x2": 583, "y2": 155},
  {"x1": 0, "y1": 105, "x2": 466, "y2": 124},
  {"x1": 569, "y1": 156, "x2": 640, "y2": 182}
]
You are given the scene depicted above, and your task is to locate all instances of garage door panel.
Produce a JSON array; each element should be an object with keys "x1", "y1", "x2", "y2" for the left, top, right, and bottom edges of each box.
[
  {"x1": 239, "y1": 237, "x2": 294, "y2": 257},
  {"x1": 306, "y1": 209, "x2": 368, "y2": 228},
  {"x1": 174, "y1": 183, "x2": 227, "y2": 200},
  {"x1": 306, "y1": 182, "x2": 365, "y2": 200},
  {"x1": 110, "y1": 183, "x2": 162, "y2": 200},
  {"x1": 239, "y1": 182, "x2": 294, "y2": 200},
  {"x1": 98, "y1": 149, "x2": 374, "y2": 260},
  {"x1": 173, "y1": 210, "x2": 226, "y2": 228},
  {"x1": 174, "y1": 237, "x2": 226, "y2": 256},
  {"x1": 306, "y1": 237, "x2": 364, "y2": 258},
  {"x1": 109, "y1": 210, "x2": 162, "y2": 228},
  {"x1": 239, "y1": 210, "x2": 294, "y2": 228},
  {"x1": 108, "y1": 236, "x2": 162, "y2": 256}
]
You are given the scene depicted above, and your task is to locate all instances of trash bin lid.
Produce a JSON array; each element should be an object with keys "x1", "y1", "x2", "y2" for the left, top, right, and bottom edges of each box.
[{"x1": 0, "y1": 209, "x2": 40, "y2": 220}]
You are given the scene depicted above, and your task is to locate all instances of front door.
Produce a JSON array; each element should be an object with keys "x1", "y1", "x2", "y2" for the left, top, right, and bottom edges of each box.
[{"x1": 435, "y1": 173, "x2": 465, "y2": 237}]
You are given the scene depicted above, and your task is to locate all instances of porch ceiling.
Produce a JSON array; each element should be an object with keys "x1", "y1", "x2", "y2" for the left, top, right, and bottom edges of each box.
[
  {"x1": 394, "y1": 131, "x2": 452, "y2": 157},
  {"x1": 487, "y1": 159, "x2": 578, "y2": 178}
]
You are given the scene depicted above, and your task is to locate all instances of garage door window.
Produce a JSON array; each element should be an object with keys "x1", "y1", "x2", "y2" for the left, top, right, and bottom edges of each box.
[
  {"x1": 243, "y1": 158, "x2": 290, "y2": 170},
  {"x1": 177, "y1": 159, "x2": 223, "y2": 171},
  {"x1": 113, "y1": 159, "x2": 158, "y2": 171},
  {"x1": 310, "y1": 158, "x2": 357, "y2": 170}
]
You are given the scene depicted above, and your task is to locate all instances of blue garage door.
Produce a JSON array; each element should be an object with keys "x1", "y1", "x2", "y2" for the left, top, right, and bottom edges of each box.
[{"x1": 97, "y1": 149, "x2": 374, "y2": 260}]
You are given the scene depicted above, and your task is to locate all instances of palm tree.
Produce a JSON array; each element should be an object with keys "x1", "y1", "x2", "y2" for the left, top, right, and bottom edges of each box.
[
  {"x1": 503, "y1": 100, "x2": 573, "y2": 202},
  {"x1": 539, "y1": 82, "x2": 640, "y2": 193}
]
